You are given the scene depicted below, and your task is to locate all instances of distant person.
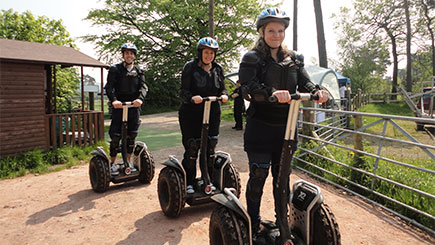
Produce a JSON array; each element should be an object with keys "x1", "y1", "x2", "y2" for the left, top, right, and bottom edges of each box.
[
  {"x1": 340, "y1": 84, "x2": 347, "y2": 109},
  {"x1": 231, "y1": 81, "x2": 245, "y2": 130},
  {"x1": 178, "y1": 37, "x2": 228, "y2": 194},
  {"x1": 238, "y1": 7, "x2": 329, "y2": 243},
  {"x1": 105, "y1": 43, "x2": 148, "y2": 175}
]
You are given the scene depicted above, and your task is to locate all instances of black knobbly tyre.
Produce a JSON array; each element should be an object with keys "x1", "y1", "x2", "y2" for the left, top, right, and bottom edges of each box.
[
  {"x1": 158, "y1": 167, "x2": 186, "y2": 218},
  {"x1": 138, "y1": 149, "x2": 155, "y2": 184},
  {"x1": 209, "y1": 206, "x2": 249, "y2": 245},
  {"x1": 311, "y1": 203, "x2": 341, "y2": 245},
  {"x1": 89, "y1": 156, "x2": 110, "y2": 193},
  {"x1": 222, "y1": 164, "x2": 241, "y2": 198}
]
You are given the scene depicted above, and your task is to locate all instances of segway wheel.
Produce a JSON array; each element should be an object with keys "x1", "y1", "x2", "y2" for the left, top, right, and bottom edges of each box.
[
  {"x1": 311, "y1": 203, "x2": 341, "y2": 245},
  {"x1": 209, "y1": 206, "x2": 249, "y2": 245},
  {"x1": 222, "y1": 164, "x2": 241, "y2": 198},
  {"x1": 157, "y1": 167, "x2": 186, "y2": 218},
  {"x1": 89, "y1": 156, "x2": 110, "y2": 193},
  {"x1": 138, "y1": 149, "x2": 155, "y2": 184}
]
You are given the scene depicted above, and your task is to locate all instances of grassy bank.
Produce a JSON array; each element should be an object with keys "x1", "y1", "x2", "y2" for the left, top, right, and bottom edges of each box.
[{"x1": 296, "y1": 102, "x2": 435, "y2": 230}]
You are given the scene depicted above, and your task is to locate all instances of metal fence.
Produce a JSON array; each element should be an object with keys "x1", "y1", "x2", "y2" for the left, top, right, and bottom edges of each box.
[{"x1": 295, "y1": 107, "x2": 435, "y2": 235}]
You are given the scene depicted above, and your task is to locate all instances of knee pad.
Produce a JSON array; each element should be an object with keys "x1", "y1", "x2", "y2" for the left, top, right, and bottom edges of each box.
[
  {"x1": 109, "y1": 135, "x2": 121, "y2": 157},
  {"x1": 207, "y1": 136, "x2": 218, "y2": 157},
  {"x1": 187, "y1": 138, "x2": 201, "y2": 160},
  {"x1": 247, "y1": 163, "x2": 270, "y2": 201},
  {"x1": 251, "y1": 163, "x2": 270, "y2": 180}
]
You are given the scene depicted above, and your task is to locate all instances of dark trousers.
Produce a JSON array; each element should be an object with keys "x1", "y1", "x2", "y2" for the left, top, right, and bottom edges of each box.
[
  {"x1": 179, "y1": 106, "x2": 220, "y2": 186},
  {"x1": 233, "y1": 98, "x2": 245, "y2": 129},
  {"x1": 245, "y1": 150, "x2": 292, "y2": 232},
  {"x1": 109, "y1": 107, "x2": 140, "y2": 156}
]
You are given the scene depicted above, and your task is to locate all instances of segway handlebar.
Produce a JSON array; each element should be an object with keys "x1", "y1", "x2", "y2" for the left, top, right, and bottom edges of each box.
[
  {"x1": 191, "y1": 96, "x2": 225, "y2": 103},
  {"x1": 121, "y1": 101, "x2": 134, "y2": 107},
  {"x1": 268, "y1": 93, "x2": 320, "y2": 103}
]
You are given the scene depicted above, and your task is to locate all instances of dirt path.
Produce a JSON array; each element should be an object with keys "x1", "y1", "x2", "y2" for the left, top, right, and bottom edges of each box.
[{"x1": 1, "y1": 112, "x2": 434, "y2": 245}]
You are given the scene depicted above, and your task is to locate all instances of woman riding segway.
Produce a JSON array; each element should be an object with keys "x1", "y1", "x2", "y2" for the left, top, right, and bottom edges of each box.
[
  {"x1": 178, "y1": 37, "x2": 229, "y2": 194},
  {"x1": 157, "y1": 37, "x2": 241, "y2": 218}
]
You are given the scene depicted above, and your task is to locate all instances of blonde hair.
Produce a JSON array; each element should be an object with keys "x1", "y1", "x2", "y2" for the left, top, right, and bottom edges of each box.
[{"x1": 252, "y1": 25, "x2": 292, "y2": 61}]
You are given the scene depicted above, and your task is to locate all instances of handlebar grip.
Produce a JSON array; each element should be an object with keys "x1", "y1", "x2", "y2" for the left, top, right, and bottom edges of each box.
[
  {"x1": 268, "y1": 96, "x2": 278, "y2": 103},
  {"x1": 311, "y1": 94, "x2": 320, "y2": 101}
]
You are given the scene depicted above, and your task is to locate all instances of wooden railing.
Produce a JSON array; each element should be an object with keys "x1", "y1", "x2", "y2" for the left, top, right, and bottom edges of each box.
[
  {"x1": 45, "y1": 111, "x2": 104, "y2": 149},
  {"x1": 349, "y1": 89, "x2": 401, "y2": 111}
]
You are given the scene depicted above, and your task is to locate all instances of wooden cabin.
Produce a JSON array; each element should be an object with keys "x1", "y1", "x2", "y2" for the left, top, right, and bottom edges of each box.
[{"x1": 0, "y1": 39, "x2": 109, "y2": 157}]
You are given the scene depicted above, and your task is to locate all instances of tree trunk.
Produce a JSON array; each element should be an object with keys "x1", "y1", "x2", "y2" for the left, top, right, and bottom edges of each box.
[
  {"x1": 421, "y1": 0, "x2": 435, "y2": 76},
  {"x1": 293, "y1": 0, "x2": 298, "y2": 51},
  {"x1": 405, "y1": 0, "x2": 412, "y2": 92},
  {"x1": 313, "y1": 0, "x2": 328, "y2": 68},
  {"x1": 390, "y1": 33, "x2": 399, "y2": 100},
  {"x1": 209, "y1": 0, "x2": 214, "y2": 37}
]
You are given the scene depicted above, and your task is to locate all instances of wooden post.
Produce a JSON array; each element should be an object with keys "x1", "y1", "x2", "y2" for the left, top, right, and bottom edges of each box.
[
  {"x1": 354, "y1": 115, "x2": 363, "y2": 152},
  {"x1": 53, "y1": 65, "x2": 57, "y2": 114},
  {"x1": 352, "y1": 114, "x2": 365, "y2": 183},
  {"x1": 301, "y1": 101, "x2": 314, "y2": 143},
  {"x1": 46, "y1": 65, "x2": 53, "y2": 114},
  {"x1": 89, "y1": 92, "x2": 95, "y2": 110},
  {"x1": 81, "y1": 66, "x2": 85, "y2": 111},
  {"x1": 101, "y1": 68, "x2": 104, "y2": 112}
]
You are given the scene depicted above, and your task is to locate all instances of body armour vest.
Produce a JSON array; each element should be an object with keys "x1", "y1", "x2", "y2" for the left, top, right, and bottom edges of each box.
[
  {"x1": 250, "y1": 55, "x2": 301, "y2": 125},
  {"x1": 111, "y1": 64, "x2": 143, "y2": 102},
  {"x1": 190, "y1": 65, "x2": 221, "y2": 97},
  {"x1": 263, "y1": 55, "x2": 298, "y2": 93}
]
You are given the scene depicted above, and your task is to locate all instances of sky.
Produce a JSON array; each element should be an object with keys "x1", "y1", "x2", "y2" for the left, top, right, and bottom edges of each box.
[{"x1": 0, "y1": 0, "x2": 352, "y2": 80}]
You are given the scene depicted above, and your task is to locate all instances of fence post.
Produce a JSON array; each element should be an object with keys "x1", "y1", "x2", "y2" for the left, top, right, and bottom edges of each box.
[
  {"x1": 352, "y1": 114, "x2": 366, "y2": 184},
  {"x1": 302, "y1": 101, "x2": 314, "y2": 144},
  {"x1": 357, "y1": 89, "x2": 362, "y2": 109}
]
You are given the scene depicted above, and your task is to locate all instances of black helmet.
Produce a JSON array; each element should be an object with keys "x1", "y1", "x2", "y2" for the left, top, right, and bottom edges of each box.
[
  {"x1": 197, "y1": 37, "x2": 219, "y2": 52},
  {"x1": 256, "y1": 7, "x2": 290, "y2": 31},
  {"x1": 121, "y1": 43, "x2": 138, "y2": 55}
]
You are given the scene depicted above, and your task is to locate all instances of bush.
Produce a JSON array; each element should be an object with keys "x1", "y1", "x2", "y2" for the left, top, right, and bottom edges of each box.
[{"x1": 0, "y1": 141, "x2": 108, "y2": 179}]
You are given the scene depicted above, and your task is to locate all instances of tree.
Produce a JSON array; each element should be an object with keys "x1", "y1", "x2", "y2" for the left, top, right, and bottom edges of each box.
[
  {"x1": 415, "y1": 0, "x2": 435, "y2": 76},
  {"x1": 332, "y1": 1, "x2": 407, "y2": 97},
  {"x1": 0, "y1": 9, "x2": 74, "y2": 46},
  {"x1": 404, "y1": 0, "x2": 413, "y2": 92},
  {"x1": 293, "y1": 0, "x2": 298, "y2": 50},
  {"x1": 0, "y1": 9, "x2": 80, "y2": 113},
  {"x1": 313, "y1": 0, "x2": 328, "y2": 68},
  {"x1": 84, "y1": 0, "x2": 262, "y2": 109},
  {"x1": 333, "y1": 7, "x2": 391, "y2": 93},
  {"x1": 83, "y1": 74, "x2": 97, "y2": 86}
]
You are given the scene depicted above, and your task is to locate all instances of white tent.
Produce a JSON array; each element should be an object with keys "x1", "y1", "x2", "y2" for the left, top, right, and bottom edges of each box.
[
  {"x1": 305, "y1": 65, "x2": 341, "y2": 110},
  {"x1": 225, "y1": 65, "x2": 341, "y2": 112}
]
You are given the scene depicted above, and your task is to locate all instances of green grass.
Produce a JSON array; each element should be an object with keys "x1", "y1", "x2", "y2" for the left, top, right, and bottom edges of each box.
[
  {"x1": 296, "y1": 102, "x2": 435, "y2": 230},
  {"x1": 0, "y1": 141, "x2": 109, "y2": 179},
  {"x1": 136, "y1": 129, "x2": 182, "y2": 151},
  {"x1": 104, "y1": 125, "x2": 182, "y2": 152}
]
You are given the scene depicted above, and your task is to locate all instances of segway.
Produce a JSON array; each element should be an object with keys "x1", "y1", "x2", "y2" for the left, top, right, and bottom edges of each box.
[
  {"x1": 157, "y1": 96, "x2": 241, "y2": 218},
  {"x1": 89, "y1": 102, "x2": 155, "y2": 193},
  {"x1": 209, "y1": 93, "x2": 341, "y2": 245}
]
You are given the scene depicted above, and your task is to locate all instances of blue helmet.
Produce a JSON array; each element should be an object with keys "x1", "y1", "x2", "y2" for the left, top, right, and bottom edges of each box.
[
  {"x1": 197, "y1": 37, "x2": 219, "y2": 52},
  {"x1": 256, "y1": 7, "x2": 290, "y2": 31},
  {"x1": 121, "y1": 43, "x2": 137, "y2": 55}
]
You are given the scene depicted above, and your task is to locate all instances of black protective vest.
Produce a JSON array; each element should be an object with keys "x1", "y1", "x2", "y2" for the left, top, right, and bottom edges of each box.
[
  {"x1": 263, "y1": 56, "x2": 298, "y2": 93},
  {"x1": 239, "y1": 50, "x2": 316, "y2": 126},
  {"x1": 189, "y1": 64, "x2": 221, "y2": 97},
  {"x1": 106, "y1": 64, "x2": 145, "y2": 102}
]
